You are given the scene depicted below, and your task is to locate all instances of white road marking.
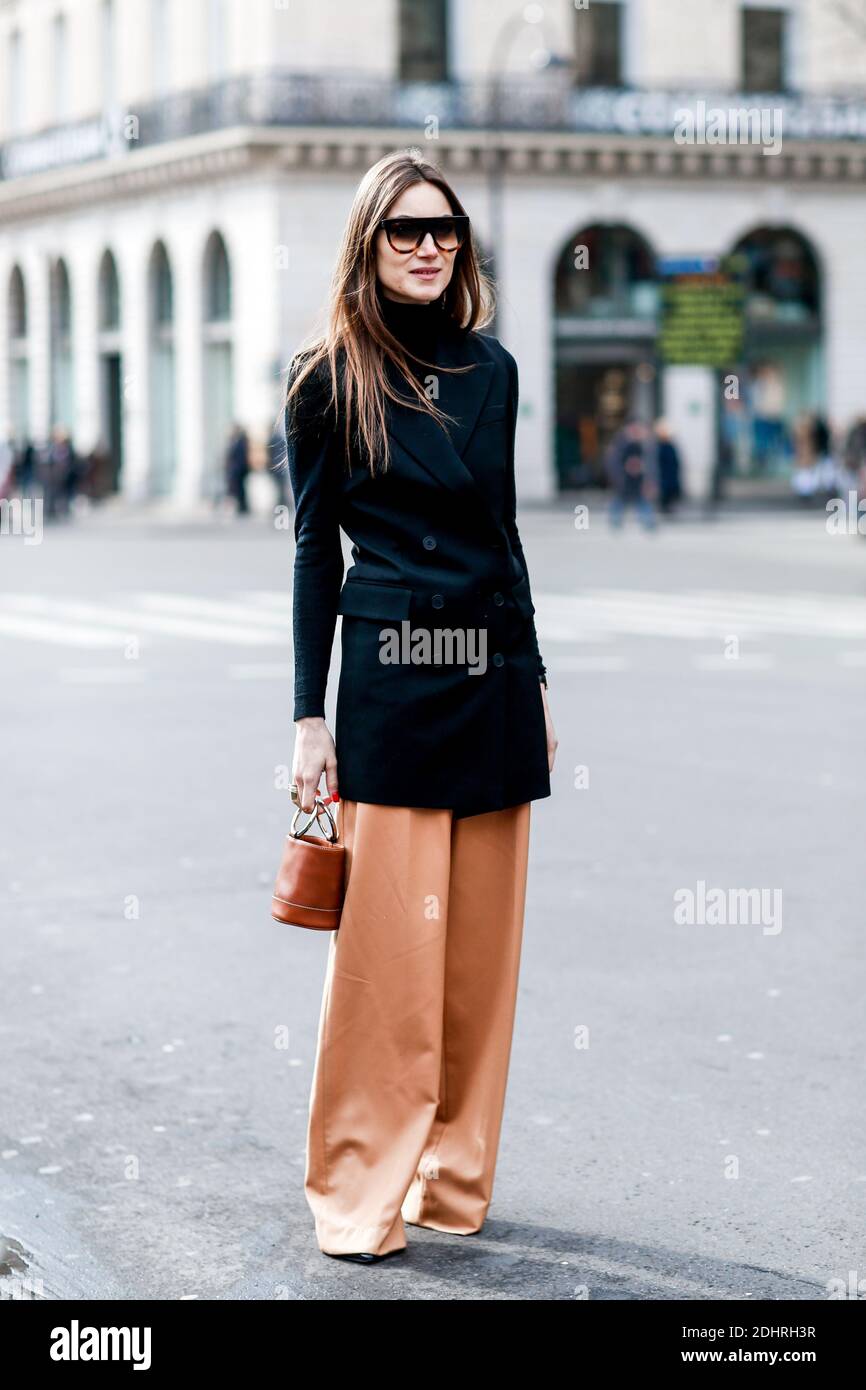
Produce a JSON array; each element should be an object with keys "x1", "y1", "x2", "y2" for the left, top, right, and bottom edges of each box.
[
  {"x1": 0, "y1": 613, "x2": 125, "y2": 648},
  {"x1": 1, "y1": 589, "x2": 864, "y2": 653},
  {"x1": 240, "y1": 590, "x2": 291, "y2": 610},
  {"x1": 691, "y1": 653, "x2": 777, "y2": 671},
  {"x1": 228, "y1": 663, "x2": 293, "y2": 680},
  {"x1": 0, "y1": 595, "x2": 287, "y2": 646},
  {"x1": 59, "y1": 667, "x2": 147, "y2": 684},
  {"x1": 548, "y1": 655, "x2": 630, "y2": 672},
  {"x1": 137, "y1": 593, "x2": 291, "y2": 626},
  {"x1": 535, "y1": 589, "x2": 866, "y2": 641}
]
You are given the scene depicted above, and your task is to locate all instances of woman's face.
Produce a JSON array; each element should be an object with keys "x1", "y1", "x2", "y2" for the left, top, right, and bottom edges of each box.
[{"x1": 376, "y1": 181, "x2": 459, "y2": 305}]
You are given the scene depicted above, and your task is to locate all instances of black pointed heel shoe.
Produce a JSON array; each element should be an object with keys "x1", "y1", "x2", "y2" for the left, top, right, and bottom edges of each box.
[{"x1": 323, "y1": 1248, "x2": 405, "y2": 1264}]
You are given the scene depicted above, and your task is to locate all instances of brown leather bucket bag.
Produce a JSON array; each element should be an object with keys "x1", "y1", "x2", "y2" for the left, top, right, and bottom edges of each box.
[{"x1": 271, "y1": 796, "x2": 346, "y2": 931}]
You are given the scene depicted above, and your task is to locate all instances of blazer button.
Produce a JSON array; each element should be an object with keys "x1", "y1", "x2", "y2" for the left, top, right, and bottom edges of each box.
[
  {"x1": 492, "y1": 591, "x2": 505, "y2": 606},
  {"x1": 431, "y1": 593, "x2": 444, "y2": 609},
  {"x1": 422, "y1": 535, "x2": 437, "y2": 550},
  {"x1": 492, "y1": 652, "x2": 505, "y2": 667}
]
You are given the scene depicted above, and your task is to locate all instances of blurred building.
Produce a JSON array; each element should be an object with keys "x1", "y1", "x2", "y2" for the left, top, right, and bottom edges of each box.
[{"x1": 2, "y1": 0, "x2": 866, "y2": 505}]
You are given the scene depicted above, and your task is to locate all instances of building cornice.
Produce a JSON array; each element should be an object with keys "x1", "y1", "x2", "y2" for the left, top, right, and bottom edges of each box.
[{"x1": 1, "y1": 124, "x2": 865, "y2": 224}]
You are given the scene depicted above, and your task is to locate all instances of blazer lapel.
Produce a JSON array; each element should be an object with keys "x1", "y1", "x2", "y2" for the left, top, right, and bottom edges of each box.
[{"x1": 385, "y1": 333, "x2": 499, "y2": 530}]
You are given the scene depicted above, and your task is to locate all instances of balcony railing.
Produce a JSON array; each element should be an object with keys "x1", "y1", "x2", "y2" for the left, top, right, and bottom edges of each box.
[{"x1": 4, "y1": 71, "x2": 866, "y2": 182}]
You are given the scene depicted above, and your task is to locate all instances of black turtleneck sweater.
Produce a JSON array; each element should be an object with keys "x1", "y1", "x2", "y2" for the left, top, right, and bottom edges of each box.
[{"x1": 378, "y1": 291, "x2": 448, "y2": 372}]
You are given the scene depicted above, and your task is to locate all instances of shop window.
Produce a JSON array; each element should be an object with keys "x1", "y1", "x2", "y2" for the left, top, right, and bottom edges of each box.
[
  {"x1": 398, "y1": 0, "x2": 448, "y2": 82},
  {"x1": 575, "y1": 1, "x2": 623, "y2": 87},
  {"x1": 741, "y1": 7, "x2": 788, "y2": 91}
]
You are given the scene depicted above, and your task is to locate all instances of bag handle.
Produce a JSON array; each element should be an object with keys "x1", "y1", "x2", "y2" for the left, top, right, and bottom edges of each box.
[{"x1": 291, "y1": 795, "x2": 338, "y2": 844}]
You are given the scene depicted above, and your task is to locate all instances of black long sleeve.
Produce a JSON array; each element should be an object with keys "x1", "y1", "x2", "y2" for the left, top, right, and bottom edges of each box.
[
  {"x1": 285, "y1": 362, "x2": 344, "y2": 721},
  {"x1": 503, "y1": 349, "x2": 547, "y2": 687}
]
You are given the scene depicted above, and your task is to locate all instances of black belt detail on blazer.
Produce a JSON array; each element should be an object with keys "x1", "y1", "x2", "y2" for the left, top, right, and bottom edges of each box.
[{"x1": 335, "y1": 573, "x2": 534, "y2": 623}]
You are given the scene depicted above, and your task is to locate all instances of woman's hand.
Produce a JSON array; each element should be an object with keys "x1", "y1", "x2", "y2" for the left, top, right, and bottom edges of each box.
[
  {"x1": 293, "y1": 717, "x2": 339, "y2": 812},
  {"x1": 541, "y1": 684, "x2": 558, "y2": 774}
]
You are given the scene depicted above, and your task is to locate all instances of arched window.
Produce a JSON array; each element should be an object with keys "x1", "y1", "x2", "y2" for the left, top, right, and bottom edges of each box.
[
  {"x1": 202, "y1": 231, "x2": 234, "y2": 503},
  {"x1": 151, "y1": 241, "x2": 173, "y2": 327},
  {"x1": 730, "y1": 226, "x2": 820, "y2": 326},
  {"x1": 8, "y1": 265, "x2": 29, "y2": 440},
  {"x1": 50, "y1": 258, "x2": 74, "y2": 429},
  {"x1": 555, "y1": 223, "x2": 658, "y2": 321},
  {"x1": 9, "y1": 264, "x2": 27, "y2": 340},
  {"x1": 203, "y1": 231, "x2": 231, "y2": 323},
  {"x1": 97, "y1": 250, "x2": 124, "y2": 496},
  {"x1": 98, "y1": 249, "x2": 121, "y2": 331},
  {"x1": 51, "y1": 258, "x2": 72, "y2": 337},
  {"x1": 148, "y1": 240, "x2": 176, "y2": 496}
]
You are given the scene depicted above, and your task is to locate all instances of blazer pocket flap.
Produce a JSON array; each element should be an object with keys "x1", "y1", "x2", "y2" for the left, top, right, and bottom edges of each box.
[
  {"x1": 337, "y1": 579, "x2": 413, "y2": 621},
  {"x1": 511, "y1": 573, "x2": 535, "y2": 618}
]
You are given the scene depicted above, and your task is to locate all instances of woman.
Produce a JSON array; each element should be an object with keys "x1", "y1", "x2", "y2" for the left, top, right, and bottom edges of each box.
[{"x1": 285, "y1": 149, "x2": 557, "y2": 1265}]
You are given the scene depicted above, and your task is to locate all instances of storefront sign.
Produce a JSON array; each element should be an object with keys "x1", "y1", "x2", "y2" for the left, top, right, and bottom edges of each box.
[
  {"x1": 570, "y1": 88, "x2": 866, "y2": 142},
  {"x1": 658, "y1": 256, "x2": 745, "y2": 368},
  {"x1": 0, "y1": 113, "x2": 127, "y2": 180}
]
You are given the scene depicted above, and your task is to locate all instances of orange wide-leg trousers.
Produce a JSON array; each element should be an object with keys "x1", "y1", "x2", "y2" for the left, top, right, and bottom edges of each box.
[{"x1": 304, "y1": 798, "x2": 532, "y2": 1256}]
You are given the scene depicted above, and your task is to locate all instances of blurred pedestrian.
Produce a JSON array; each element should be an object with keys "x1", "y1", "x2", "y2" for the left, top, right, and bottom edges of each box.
[
  {"x1": 604, "y1": 418, "x2": 657, "y2": 530},
  {"x1": 40, "y1": 428, "x2": 75, "y2": 520},
  {"x1": 0, "y1": 437, "x2": 14, "y2": 499},
  {"x1": 792, "y1": 411, "x2": 836, "y2": 502},
  {"x1": 791, "y1": 411, "x2": 819, "y2": 501},
  {"x1": 841, "y1": 415, "x2": 866, "y2": 523},
  {"x1": 751, "y1": 362, "x2": 787, "y2": 473},
  {"x1": 62, "y1": 431, "x2": 84, "y2": 511},
  {"x1": 225, "y1": 423, "x2": 250, "y2": 515},
  {"x1": 15, "y1": 438, "x2": 37, "y2": 497},
  {"x1": 843, "y1": 416, "x2": 866, "y2": 482},
  {"x1": 83, "y1": 438, "x2": 114, "y2": 500},
  {"x1": 812, "y1": 414, "x2": 837, "y2": 495},
  {"x1": 268, "y1": 421, "x2": 289, "y2": 509},
  {"x1": 712, "y1": 395, "x2": 745, "y2": 504},
  {"x1": 653, "y1": 417, "x2": 683, "y2": 514}
]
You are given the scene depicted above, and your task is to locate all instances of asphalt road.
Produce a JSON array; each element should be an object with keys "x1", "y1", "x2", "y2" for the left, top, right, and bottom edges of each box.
[{"x1": 1, "y1": 498, "x2": 864, "y2": 1301}]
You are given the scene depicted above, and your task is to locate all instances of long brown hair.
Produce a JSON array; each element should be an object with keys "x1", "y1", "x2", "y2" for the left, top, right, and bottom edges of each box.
[{"x1": 284, "y1": 148, "x2": 494, "y2": 475}]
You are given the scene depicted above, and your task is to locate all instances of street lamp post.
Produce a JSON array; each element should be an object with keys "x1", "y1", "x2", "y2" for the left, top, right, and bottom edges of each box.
[{"x1": 485, "y1": 4, "x2": 552, "y2": 305}]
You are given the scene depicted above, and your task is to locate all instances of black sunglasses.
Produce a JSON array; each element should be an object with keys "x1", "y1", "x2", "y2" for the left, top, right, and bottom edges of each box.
[{"x1": 379, "y1": 215, "x2": 470, "y2": 254}]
